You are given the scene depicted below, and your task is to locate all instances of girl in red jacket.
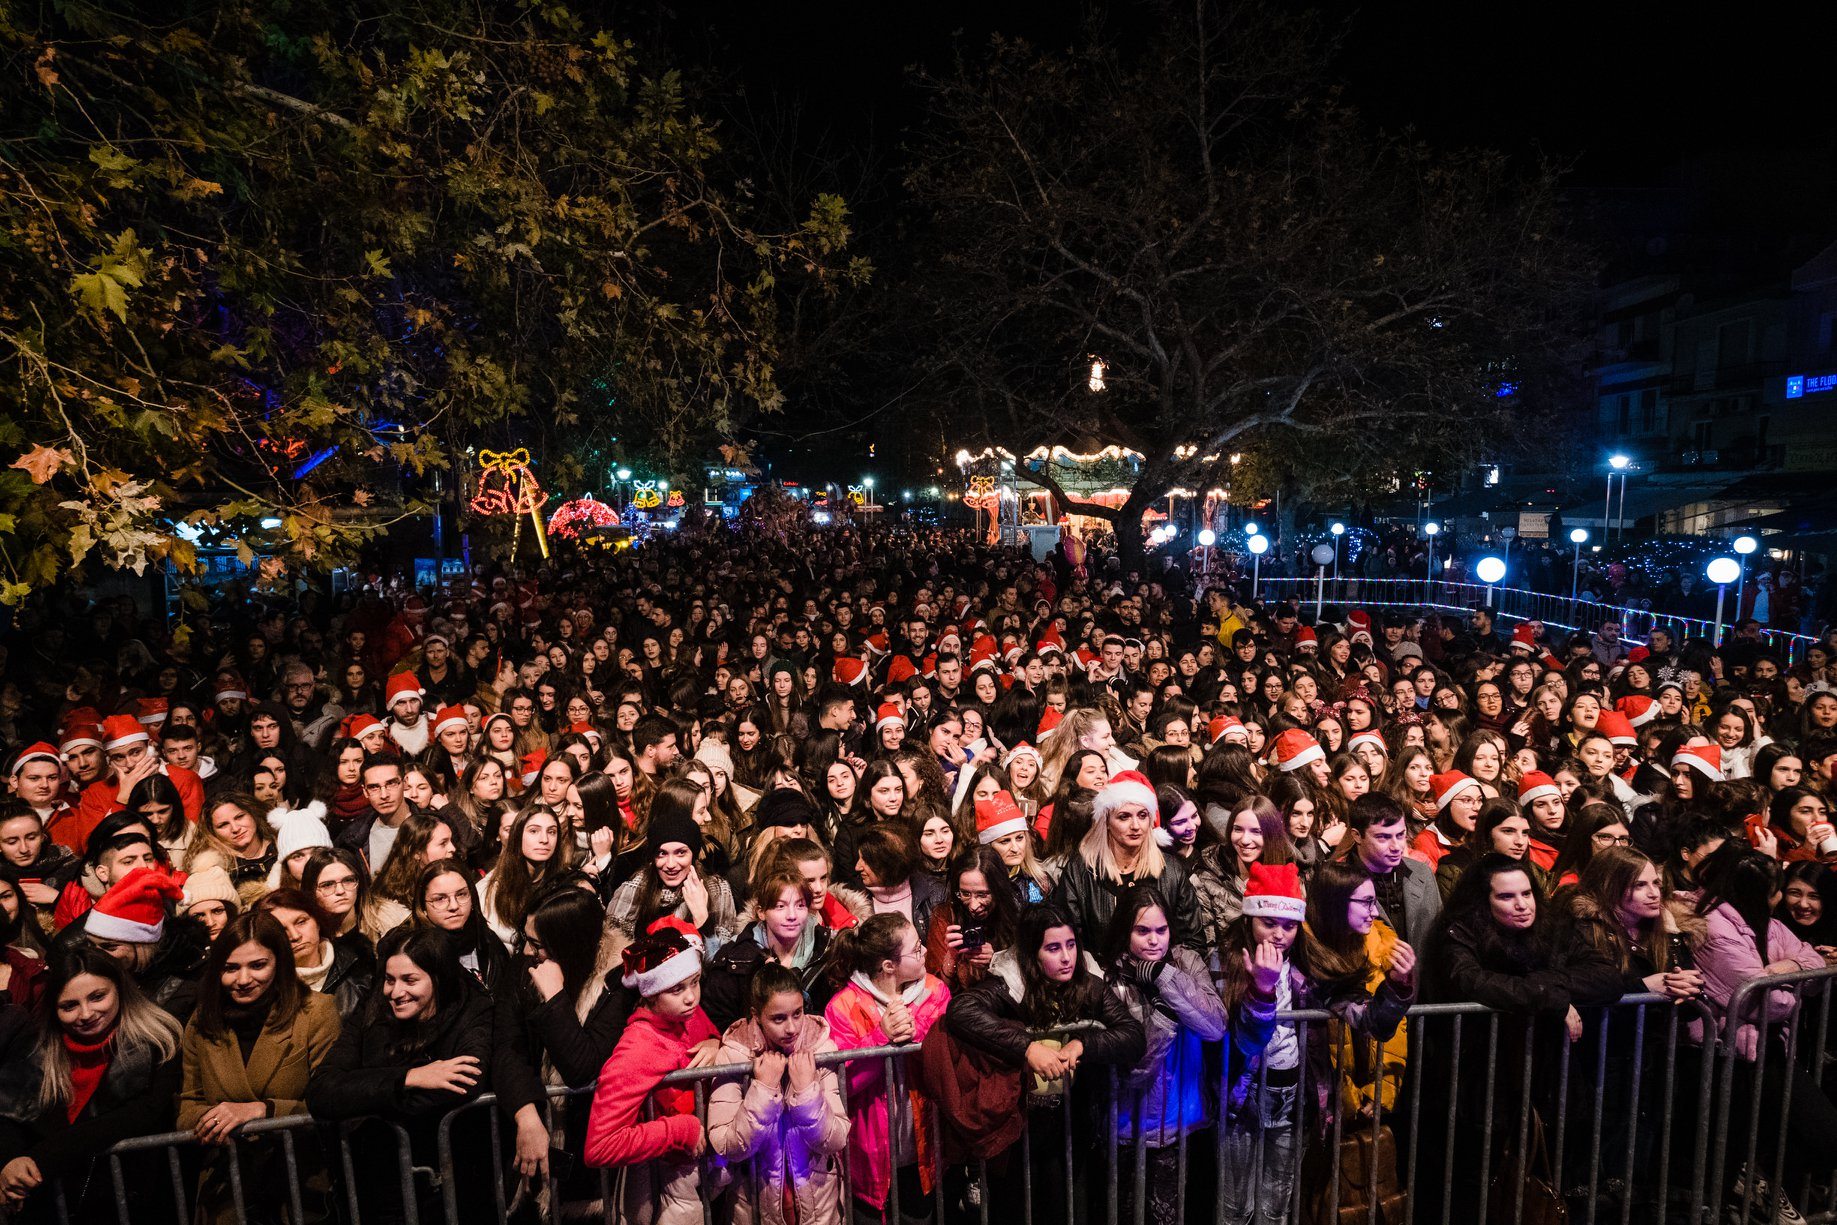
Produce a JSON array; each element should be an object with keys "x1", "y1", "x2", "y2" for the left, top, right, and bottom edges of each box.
[{"x1": 583, "y1": 917, "x2": 721, "y2": 1225}]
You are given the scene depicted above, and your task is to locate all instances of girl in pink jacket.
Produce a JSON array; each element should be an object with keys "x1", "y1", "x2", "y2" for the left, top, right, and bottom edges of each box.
[
  {"x1": 707, "y1": 962, "x2": 850, "y2": 1225},
  {"x1": 823, "y1": 913, "x2": 950, "y2": 1224},
  {"x1": 583, "y1": 918, "x2": 721, "y2": 1225}
]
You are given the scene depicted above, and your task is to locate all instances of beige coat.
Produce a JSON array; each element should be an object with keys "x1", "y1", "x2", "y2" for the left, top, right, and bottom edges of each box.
[
  {"x1": 706, "y1": 1014, "x2": 849, "y2": 1225},
  {"x1": 178, "y1": 991, "x2": 342, "y2": 1225}
]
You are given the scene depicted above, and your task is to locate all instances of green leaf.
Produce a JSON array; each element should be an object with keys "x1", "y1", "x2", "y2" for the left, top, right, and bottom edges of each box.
[
  {"x1": 70, "y1": 270, "x2": 130, "y2": 322},
  {"x1": 364, "y1": 249, "x2": 393, "y2": 277}
]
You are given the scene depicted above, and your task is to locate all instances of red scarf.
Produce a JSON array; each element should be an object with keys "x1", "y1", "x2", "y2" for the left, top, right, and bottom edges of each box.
[{"x1": 62, "y1": 1031, "x2": 114, "y2": 1123}]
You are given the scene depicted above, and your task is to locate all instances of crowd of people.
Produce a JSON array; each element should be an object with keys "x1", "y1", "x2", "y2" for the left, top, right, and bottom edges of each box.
[{"x1": 1, "y1": 521, "x2": 1836, "y2": 1225}]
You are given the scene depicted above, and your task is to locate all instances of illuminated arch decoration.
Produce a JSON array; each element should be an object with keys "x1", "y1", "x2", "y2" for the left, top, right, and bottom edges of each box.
[
  {"x1": 547, "y1": 497, "x2": 619, "y2": 541},
  {"x1": 471, "y1": 448, "x2": 550, "y2": 558},
  {"x1": 631, "y1": 481, "x2": 663, "y2": 510}
]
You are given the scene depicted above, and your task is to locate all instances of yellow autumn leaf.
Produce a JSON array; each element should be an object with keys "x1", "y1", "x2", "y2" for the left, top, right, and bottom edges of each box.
[{"x1": 10, "y1": 444, "x2": 73, "y2": 484}]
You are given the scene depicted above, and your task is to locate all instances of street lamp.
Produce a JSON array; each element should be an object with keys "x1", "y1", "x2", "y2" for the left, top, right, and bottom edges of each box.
[
  {"x1": 1706, "y1": 556, "x2": 1741, "y2": 645},
  {"x1": 1247, "y1": 532, "x2": 1269, "y2": 599},
  {"x1": 1733, "y1": 535, "x2": 1758, "y2": 616},
  {"x1": 1330, "y1": 522, "x2": 1346, "y2": 581},
  {"x1": 1475, "y1": 555, "x2": 1506, "y2": 609},
  {"x1": 1197, "y1": 528, "x2": 1216, "y2": 573},
  {"x1": 1568, "y1": 528, "x2": 1588, "y2": 601},
  {"x1": 1311, "y1": 544, "x2": 1336, "y2": 620},
  {"x1": 1243, "y1": 521, "x2": 1259, "y2": 538},
  {"x1": 1423, "y1": 521, "x2": 1440, "y2": 586},
  {"x1": 1606, "y1": 454, "x2": 1630, "y2": 541}
]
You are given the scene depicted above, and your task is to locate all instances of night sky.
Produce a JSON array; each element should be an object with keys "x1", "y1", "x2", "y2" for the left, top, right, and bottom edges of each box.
[{"x1": 666, "y1": 1, "x2": 1837, "y2": 469}]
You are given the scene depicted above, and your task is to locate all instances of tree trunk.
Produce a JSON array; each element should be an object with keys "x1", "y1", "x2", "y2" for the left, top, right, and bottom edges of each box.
[{"x1": 1113, "y1": 487, "x2": 1157, "y2": 576}]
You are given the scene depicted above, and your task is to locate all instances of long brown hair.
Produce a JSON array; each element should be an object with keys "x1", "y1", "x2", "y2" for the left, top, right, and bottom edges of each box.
[
  {"x1": 194, "y1": 912, "x2": 307, "y2": 1038},
  {"x1": 372, "y1": 811, "x2": 454, "y2": 904},
  {"x1": 484, "y1": 805, "x2": 566, "y2": 936},
  {"x1": 1572, "y1": 845, "x2": 1672, "y2": 973}
]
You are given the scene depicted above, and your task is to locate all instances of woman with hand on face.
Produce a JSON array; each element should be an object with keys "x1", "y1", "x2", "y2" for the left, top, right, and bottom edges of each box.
[
  {"x1": 308, "y1": 928, "x2": 495, "y2": 1225},
  {"x1": 603, "y1": 782, "x2": 740, "y2": 957},
  {"x1": 0, "y1": 945, "x2": 182, "y2": 1223},
  {"x1": 707, "y1": 963, "x2": 849, "y2": 1225},
  {"x1": 178, "y1": 913, "x2": 340, "y2": 1225},
  {"x1": 493, "y1": 886, "x2": 632, "y2": 1211}
]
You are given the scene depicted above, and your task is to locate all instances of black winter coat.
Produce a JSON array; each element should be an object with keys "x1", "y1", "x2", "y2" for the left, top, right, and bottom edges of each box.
[
  {"x1": 699, "y1": 922, "x2": 839, "y2": 1033},
  {"x1": 307, "y1": 985, "x2": 494, "y2": 1128},
  {"x1": 491, "y1": 970, "x2": 632, "y2": 1121},
  {"x1": 943, "y1": 956, "x2": 1147, "y2": 1071},
  {"x1": 1048, "y1": 853, "x2": 1206, "y2": 954}
]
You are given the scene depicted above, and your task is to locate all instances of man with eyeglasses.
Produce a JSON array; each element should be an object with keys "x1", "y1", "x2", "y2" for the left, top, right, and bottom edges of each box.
[
  {"x1": 278, "y1": 660, "x2": 344, "y2": 751},
  {"x1": 334, "y1": 755, "x2": 419, "y2": 871}
]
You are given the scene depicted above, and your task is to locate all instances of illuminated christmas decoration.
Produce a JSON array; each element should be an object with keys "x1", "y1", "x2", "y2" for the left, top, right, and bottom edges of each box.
[
  {"x1": 963, "y1": 474, "x2": 999, "y2": 509},
  {"x1": 1087, "y1": 358, "x2": 1106, "y2": 392},
  {"x1": 846, "y1": 485, "x2": 867, "y2": 506},
  {"x1": 470, "y1": 447, "x2": 549, "y2": 558},
  {"x1": 547, "y1": 497, "x2": 620, "y2": 541},
  {"x1": 631, "y1": 480, "x2": 663, "y2": 510},
  {"x1": 666, "y1": 489, "x2": 685, "y2": 508}
]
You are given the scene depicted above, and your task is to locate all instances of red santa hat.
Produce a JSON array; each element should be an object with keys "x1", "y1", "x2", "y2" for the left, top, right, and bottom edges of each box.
[
  {"x1": 620, "y1": 916, "x2": 704, "y2": 997},
  {"x1": 1269, "y1": 728, "x2": 1324, "y2": 773},
  {"x1": 341, "y1": 713, "x2": 386, "y2": 742},
  {"x1": 1294, "y1": 626, "x2": 1318, "y2": 650},
  {"x1": 833, "y1": 657, "x2": 868, "y2": 687},
  {"x1": 1346, "y1": 610, "x2": 1373, "y2": 640},
  {"x1": 1036, "y1": 626, "x2": 1066, "y2": 654},
  {"x1": 1671, "y1": 742, "x2": 1724, "y2": 782},
  {"x1": 1517, "y1": 772, "x2": 1561, "y2": 808},
  {"x1": 1430, "y1": 770, "x2": 1482, "y2": 811},
  {"x1": 887, "y1": 656, "x2": 918, "y2": 685},
  {"x1": 975, "y1": 791, "x2": 1030, "y2": 845},
  {"x1": 385, "y1": 673, "x2": 425, "y2": 710},
  {"x1": 1346, "y1": 729, "x2": 1386, "y2": 757},
  {"x1": 1617, "y1": 695, "x2": 1658, "y2": 728},
  {"x1": 1037, "y1": 707, "x2": 1064, "y2": 739},
  {"x1": 58, "y1": 708, "x2": 105, "y2": 754},
  {"x1": 10, "y1": 742, "x2": 61, "y2": 776},
  {"x1": 1002, "y1": 742, "x2": 1042, "y2": 771},
  {"x1": 1241, "y1": 862, "x2": 1306, "y2": 922},
  {"x1": 213, "y1": 676, "x2": 249, "y2": 703},
  {"x1": 875, "y1": 702, "x2": 905, "y2": 731},
  {"x1": 1625, "y1": 646, "x2": 1650, "y2": 665},
  {"x1": 431, "y1": 706, "x2": 469, "y2": 738},
  {"x1": 1595, "y1": 710, "x2": 1638, "y2": 747},
  {"x1": 519, "y1": 750, "x2": 547, "y2": 787},
  {"x1": 136, "y1": 697, "x2": 169, "y2": 727},
  {"x1": 86, "y1": 865, "x2": 185, "y2": 944},
  {"x1": 1207, "y1": 715, "x2": 1249, "y2": 746},
  {"x1": 1092, "y1": 770, "x2": 1158, "y2": 823},
  {"x1": 864, "y1": 632, "x2": 891, "y2": 658},
  {"x1": 102, "y1": 714, "x2": 149, "y2": 752}
]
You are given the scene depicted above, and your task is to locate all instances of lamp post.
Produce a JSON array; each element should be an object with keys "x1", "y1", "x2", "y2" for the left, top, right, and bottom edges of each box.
[
  {"x1": 1606, "y1": 454, "x2": 1630, "y2": 541},
  {"x1": 1197, "y1": 528, "x2": 1216, "y2": 574},
  {"x1": 1475, "y1": 555, "x2": 1506, "y2": 610},
  {"x1": 1706, "y1": 556, "x2": 1741, "y2": 646},
  {"x1": 1248, "y1": 533, "x2": 1269, "y2": 600},
  {"x1": 1330, "y1": 521, "x2": 1346, "y2": 582},
  {"x1": 1311, "y1": 544, "x2": 1335, "y2": 621},
  {"x1": 1569, "y1": 528, "x2": 1588, "y2": 602},
  {"x1": 1423, "y1": 521, "x2": 1440, "y2": 588},
  {"x1": 1733, "y1": 535, "x2": 1758, "y2": 617}
]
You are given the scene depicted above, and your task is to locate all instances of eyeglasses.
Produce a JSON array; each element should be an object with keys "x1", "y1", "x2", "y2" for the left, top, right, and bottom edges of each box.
[
  {"x1": 1592, "y1": 832, "x2": 1632, "y2": 847},
  {"x1": 956, "y1": 889, "x2": 993, "y2": 901},
  {"x1": 1349, "y1": 896, "x2": 1383, "y2": 911},
  {"x1": 316, "y1": 877, "x2": 358, "y2": 894},
  {"x1": 362, "y1": 780, "x2": 401, "y2": 793}
]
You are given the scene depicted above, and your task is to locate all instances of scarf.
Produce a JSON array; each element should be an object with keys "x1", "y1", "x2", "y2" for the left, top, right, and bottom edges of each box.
[
  {"x1": 331, "y1": 783, "x2": 371, "y2": 824},
  {"x1": 754, "y1": 917, "x2": 818, "y2": 968},
  {"x1": 866, "y1": 880, "x2": 913, "y2": 921},
  {"x1": 296, "y1": 942, "x2": 336, "y2": 992},
  {"x1": 63, "y1": 1031, "x2": 114, "y2": 1123},
  {"x1": 848, "y1": 970, "x2": 930, "y2": 1010}
]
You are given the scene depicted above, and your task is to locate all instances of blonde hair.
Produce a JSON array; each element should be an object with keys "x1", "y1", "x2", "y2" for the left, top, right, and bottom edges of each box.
[
  {"x1": 1078, "y1": 800, "x2": 1166, "y2": 884},
  {"x1": 36, "y1": 949, "x2": 181, "y2": 1114},
  {"x1": 1038, "y1": 708, "x2": 1111, "y2": 795}
]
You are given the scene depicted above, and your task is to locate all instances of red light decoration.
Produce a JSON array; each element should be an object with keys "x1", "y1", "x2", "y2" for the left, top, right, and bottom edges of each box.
[{"x1": 547, "y1": 497, "x2": 619, "y2": 541}]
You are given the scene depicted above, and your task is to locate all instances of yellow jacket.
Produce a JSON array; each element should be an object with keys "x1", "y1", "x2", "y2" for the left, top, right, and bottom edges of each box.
[{"x1": 1329, "y1": 921, "x2": 1411, "y2": 1116}]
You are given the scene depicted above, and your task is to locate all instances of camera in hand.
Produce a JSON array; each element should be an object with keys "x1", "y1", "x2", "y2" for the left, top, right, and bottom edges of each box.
[{"x1": 958, "y1": 922, "x2": 985, "y2": 951}]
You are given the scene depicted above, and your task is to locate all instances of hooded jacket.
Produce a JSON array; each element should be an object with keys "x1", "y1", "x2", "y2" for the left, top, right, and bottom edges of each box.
[{"x1": 706, "y1": 1014, "x2": 849, "y2": 1225}]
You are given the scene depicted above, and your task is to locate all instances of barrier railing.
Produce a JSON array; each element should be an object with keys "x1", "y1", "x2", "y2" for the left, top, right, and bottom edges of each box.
[
  {"x1": 1246, "y1": 575, "x2": 1819, "y2": 661},
  {"x1": 32, "y1": 972, "x2": 1837, "y2": 1225}
]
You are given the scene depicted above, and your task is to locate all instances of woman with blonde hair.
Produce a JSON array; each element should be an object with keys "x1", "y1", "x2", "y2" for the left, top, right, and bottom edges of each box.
[{"x1": 1048, "y1": 770, "x2": 1204, "y2": 953}]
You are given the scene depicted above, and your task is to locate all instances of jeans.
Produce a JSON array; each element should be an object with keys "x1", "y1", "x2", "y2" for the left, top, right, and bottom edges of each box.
[{"x1": 1219, "y1": 1083, "x2": 1300, "y2": 1225}]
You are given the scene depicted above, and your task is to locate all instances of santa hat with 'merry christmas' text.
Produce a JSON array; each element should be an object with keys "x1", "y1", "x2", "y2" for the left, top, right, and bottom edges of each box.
[{"x1": 1241, "y1": 862, "x2": 1306, "y2": 922}]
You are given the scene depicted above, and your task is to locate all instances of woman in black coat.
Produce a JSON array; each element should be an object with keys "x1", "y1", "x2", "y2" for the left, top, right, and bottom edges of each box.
[
  {"x1": 945, "y1": 903, "x2": 1147, "y2": 1225},
  {"x1": 492, "y1": 886, "x2": 631, "y2": 1215},
  {"x1": 307, "y1": 927, "x2": 495, "y2": 1225},
  {"x1": 1048, "y1": 772, "x2": 1205, "y2": 952},
  {"x1": 0, "y1": 944, "x2": 184, "y2": 1225},
  {"x1": 1419, "y1": 852, "x2": 1625, "y2": 1220}
]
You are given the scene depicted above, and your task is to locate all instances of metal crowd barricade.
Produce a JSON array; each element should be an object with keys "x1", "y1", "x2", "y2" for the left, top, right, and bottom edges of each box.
[
  {"x1": 1248, "y1": 575, "x2": 1818, "y2": 659},
  {"x1": 42, "y1": 978, "x2": 1837, "y2": 1225}
]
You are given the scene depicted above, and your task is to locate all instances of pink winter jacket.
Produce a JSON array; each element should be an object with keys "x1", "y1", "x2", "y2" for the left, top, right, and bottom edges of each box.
[
  {"x1": 583, "y1": 1005, "x2": 719, "y2": 1167},
  {"x1": 823, "y1": 976, "x2": 950, "y2": 1209},
  {"x1": 1692, "y1": 903, "x2": 1826, "y2": 1061},
  {"x1": 706, "y1": 1014, "x2": 850, "y2": 1225}
]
